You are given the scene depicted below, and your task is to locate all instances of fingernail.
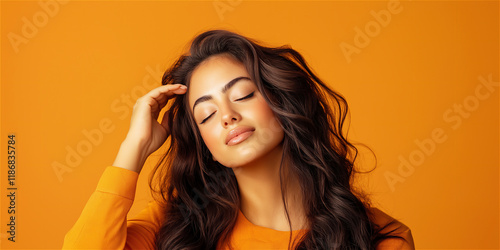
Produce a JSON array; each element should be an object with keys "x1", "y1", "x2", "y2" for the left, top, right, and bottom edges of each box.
[{"x1": 180, "y1": 85, "x2": 187, "y2": 89}]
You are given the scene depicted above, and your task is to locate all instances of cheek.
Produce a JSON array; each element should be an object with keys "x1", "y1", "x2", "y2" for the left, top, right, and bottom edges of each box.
[
  {"x1": 249, "y1": 99, "x2": 284, "y2": 141},
  {"x1": 253, "y1": 99, "x2": 279, "y2": 126},
  {"x1": 199, "y1": 125, "x2": 222, "y2": 152}
]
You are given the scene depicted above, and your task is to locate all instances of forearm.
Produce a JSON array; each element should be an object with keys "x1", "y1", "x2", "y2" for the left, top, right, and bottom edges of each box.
[{"x1": 113, "y1": 138, "x2": 149, "y2": 173}]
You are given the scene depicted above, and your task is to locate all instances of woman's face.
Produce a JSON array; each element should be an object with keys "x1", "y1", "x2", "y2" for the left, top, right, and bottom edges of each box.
[{"x1": 188, "y1": 54, "x2": 284, "y2": 168}]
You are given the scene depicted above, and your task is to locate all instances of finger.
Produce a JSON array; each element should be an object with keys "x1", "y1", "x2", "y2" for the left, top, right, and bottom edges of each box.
[
  {"x1": 149, "y1": 84, "x2": 187, "y2": 102},
  {"x1": 150, "y1": 85, "x2": 187, "y2": 107},
  {"x1": 148, "y1": 84, "x2": 187, "y2": 114},
  {"x1": 156, "y1": 87, "x2": 187, "y2": 106}
]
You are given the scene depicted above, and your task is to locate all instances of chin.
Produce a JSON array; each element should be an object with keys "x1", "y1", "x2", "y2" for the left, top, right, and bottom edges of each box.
[{"x1": 218, "y1": 144, "x2": 283, "y2": 170}]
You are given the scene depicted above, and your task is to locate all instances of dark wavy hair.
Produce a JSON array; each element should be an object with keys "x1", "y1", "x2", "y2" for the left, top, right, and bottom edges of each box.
[{"x1": 149, "y1": 29, "x2": 404, "y2": 249}]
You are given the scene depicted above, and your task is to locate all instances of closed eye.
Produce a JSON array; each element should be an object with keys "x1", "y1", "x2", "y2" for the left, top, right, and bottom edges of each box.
[
  {"x1": 199, "y1": 92, "x2": 254, "y2": 124},
  {"x1": 235, "y1": 91, "x2": 255, "y2": 101},
  {"x1": 200, "y1": 111, "x2": 216, "y2": 124}
]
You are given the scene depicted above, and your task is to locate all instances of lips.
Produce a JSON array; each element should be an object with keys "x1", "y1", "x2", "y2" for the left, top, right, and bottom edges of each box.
[{"x1": 225, "y1": 126, "x2": 255, "y2": 146}]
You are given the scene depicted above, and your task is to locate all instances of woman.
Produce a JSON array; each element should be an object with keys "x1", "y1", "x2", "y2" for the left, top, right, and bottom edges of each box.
[{"x1": 63, "y1": 29, "x2": 414, "y2": 249}]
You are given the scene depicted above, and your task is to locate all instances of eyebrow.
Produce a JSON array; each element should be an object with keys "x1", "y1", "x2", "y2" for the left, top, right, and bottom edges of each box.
[{"x1": 192, "y1": 76, "x2": 251, "y2": 111}]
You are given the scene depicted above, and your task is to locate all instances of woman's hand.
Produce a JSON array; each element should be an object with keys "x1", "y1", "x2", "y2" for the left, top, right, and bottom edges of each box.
[{"x1": 113, "y1": 84, "x2": 187, "y2": 173}]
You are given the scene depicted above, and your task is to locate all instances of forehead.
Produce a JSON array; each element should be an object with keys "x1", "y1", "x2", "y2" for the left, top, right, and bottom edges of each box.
[{"x1": 188, "y1": 54, "x2": 250, "y2": 107}]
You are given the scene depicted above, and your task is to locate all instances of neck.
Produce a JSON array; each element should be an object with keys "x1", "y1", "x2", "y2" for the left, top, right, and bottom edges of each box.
[{"x1": 232, "y1": 145, "x2": 306, "y2": 231}]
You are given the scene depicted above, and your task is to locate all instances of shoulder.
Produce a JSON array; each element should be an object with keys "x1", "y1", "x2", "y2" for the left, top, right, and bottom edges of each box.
[{"x1": 366, "y1": 206, "x2": 415, "y2": 250}]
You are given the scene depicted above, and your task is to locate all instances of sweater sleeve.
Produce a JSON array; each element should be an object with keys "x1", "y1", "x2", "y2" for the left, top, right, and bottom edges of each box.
[
  {"x1": 62, "y1": 166, "x2": 164, "y2": 250},
  {"x1": 368, "y1": 207, "x2": 415, "y2": 250}
]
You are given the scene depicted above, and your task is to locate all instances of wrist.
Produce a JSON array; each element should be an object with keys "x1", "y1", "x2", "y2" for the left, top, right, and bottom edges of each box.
[{"x1": 112, "y1": 138, "x2": 149, "y2": 173}]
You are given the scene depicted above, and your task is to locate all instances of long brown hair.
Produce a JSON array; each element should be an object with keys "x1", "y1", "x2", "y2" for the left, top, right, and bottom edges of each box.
[{"x1": 150, "y1": 29, "x2": 404, "y2": 249}]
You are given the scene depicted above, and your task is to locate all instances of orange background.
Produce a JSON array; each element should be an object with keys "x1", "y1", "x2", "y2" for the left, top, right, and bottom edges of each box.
[{"x1": 1, "y1": 0, "x2": 498, "y2": 249}]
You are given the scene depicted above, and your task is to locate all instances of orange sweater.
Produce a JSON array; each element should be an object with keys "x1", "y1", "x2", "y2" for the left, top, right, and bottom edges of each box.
[{"x1": 62, "y1": 166, "x2": 415, "y2": 249}]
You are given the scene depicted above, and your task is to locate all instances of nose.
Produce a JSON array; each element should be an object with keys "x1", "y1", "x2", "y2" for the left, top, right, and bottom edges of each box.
[{"x1": 220, "y1": 104, "x2": 241, "y2": 128}]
